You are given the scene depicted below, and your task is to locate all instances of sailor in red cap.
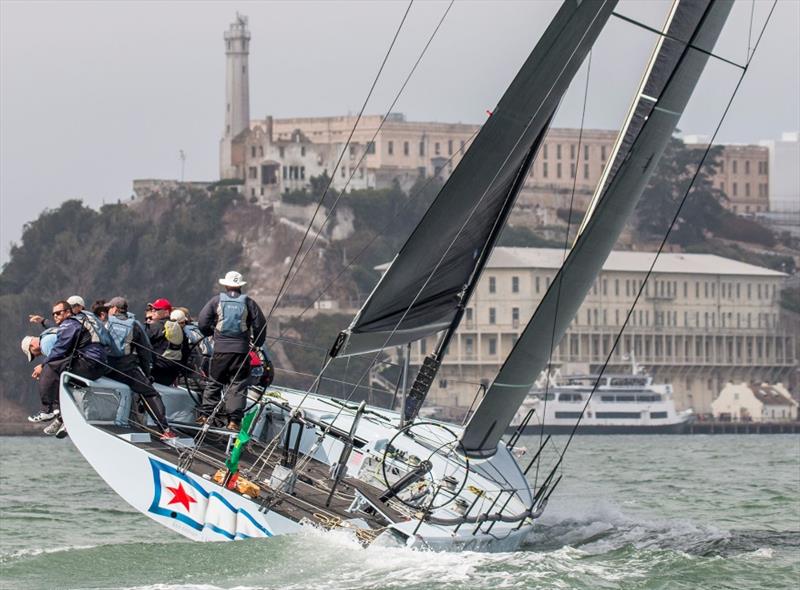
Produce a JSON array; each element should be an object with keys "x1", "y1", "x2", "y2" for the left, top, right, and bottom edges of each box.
[{"x1": 145, "y1": 297, "x2": 183, "y2": 385}]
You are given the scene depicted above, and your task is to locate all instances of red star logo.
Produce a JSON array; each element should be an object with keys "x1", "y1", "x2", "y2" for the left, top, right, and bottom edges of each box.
[{"x1": 165, "y1": 482, "x2": 197, "y2": 511}]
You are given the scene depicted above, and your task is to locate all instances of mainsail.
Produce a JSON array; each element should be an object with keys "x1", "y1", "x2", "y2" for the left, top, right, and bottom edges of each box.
[
  {"x1": 330, "y1": 0, "x2": 617, "y2": 358},
  {"x1": 461, "y1": 0, "x2": 734, "y2": 457}
]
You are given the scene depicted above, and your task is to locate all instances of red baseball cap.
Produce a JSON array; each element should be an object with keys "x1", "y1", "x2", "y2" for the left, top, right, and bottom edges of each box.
[{"x1": 148, "y1": 298, "x2": 172, "y2": 311}]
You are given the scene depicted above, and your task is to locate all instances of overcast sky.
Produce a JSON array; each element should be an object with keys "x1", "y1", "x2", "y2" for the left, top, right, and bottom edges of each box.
[{"x1": 1, "y1": 0, "x2": 798, "y2": 265}]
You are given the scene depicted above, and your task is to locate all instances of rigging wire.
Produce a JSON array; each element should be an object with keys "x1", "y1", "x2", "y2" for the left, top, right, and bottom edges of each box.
[
  {"x1": 264, "y1": 0, "x2": 455, "y2": 332},
  {"x1": 533, "y1": 51, "x2": 593, "y2": 491},
  {"x1": 556, "y1": 0, "x2": 778, "y2": 466},
  {"x1": 264, "y1": 1, "x2": 414, "y2": 326}
]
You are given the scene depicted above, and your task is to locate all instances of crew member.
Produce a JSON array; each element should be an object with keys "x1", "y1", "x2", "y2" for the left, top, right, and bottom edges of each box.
[
  {"x1": 145, "y1": 298, "x2": 181, "y2": 385},
  {"x1": 197, "y1": 271, "x2": 266, "y2": 430},
  {"x1": 106, "y1": 297, "x2": 176, "y2": 440},
  {"x1": 30, "y1": 300, "x2": 108, "y2": 437}
]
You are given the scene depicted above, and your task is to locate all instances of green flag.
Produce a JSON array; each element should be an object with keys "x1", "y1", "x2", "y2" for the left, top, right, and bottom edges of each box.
[{"x1": 225, "y1": 407, "x2": 259, "y2": 475}]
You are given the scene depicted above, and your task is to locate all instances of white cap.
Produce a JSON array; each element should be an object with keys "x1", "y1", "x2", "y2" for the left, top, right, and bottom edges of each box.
[
  {"x1": 170, "y1": 309, "x2": 187, "y2": 322},
  {"x1": 21, "y1": 336, "x2": 36, "y2": 362},
  {"x1": 219, "y1": 271, "x2": 246, "y2": 288},
  {"x1": 67, "y1": 295, "x2": 85, "y2": 308}
]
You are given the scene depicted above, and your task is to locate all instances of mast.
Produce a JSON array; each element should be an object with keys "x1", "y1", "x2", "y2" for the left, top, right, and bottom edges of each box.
[{"x1": 460, "y1": 0, "x2": 734, "y2": 458}]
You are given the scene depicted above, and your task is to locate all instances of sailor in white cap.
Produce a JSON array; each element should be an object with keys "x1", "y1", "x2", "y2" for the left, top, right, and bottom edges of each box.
[{"x1": 196, "y1": 271, "x2": 266, "y2": 430}]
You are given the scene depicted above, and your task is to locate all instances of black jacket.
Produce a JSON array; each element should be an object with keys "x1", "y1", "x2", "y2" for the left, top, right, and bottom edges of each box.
[{"x1": 197, "y1": 290, "x2": 266, "y2": 354}]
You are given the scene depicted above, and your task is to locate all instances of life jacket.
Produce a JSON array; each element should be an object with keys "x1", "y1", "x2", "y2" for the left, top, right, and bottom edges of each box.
[
  {"x1": 215, "y1": 292, "x2": 249, "y2": 337},
  {"x1": 40, "y1": 327, "x2": 58, "y2": 357},
  {"x1": 74, "y1": 311, "x2": 113, "y2": 351},
  {"x1": 162, "y1": 320, "x2": 184, "y2": 361},
  {"x1": 106, "y1": 314, "x2": 137, "y2": 357},
  {"x1": 184, "y1": 323, "x2": 212, "y2": 357}
]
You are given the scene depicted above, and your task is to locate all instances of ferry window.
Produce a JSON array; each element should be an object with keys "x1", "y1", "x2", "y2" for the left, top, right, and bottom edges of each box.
[
  {"x1": 555, "y1": 412, "x2": 582, "y2": 419},
  {"x1": 596, "y1": 412, "x2": 640, "y2": 419},
  {"x1": 650, "y1": 411, "x2": 667, "y2": 419},
  {"x1": 601, "y1": 396, "x2": 615, "y2": 402},
  {"x1": 512, "y1": 276, "x2": 519, "y2": 293},
  {"x1": 535, "y1": 393, "x2": 555, "y2": 401},
  {"x1": 616, "y1": 395, "x2": 635, "y2": 402}
]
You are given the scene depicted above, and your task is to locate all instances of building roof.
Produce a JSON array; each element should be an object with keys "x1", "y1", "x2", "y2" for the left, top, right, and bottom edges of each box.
[
  {"x1": 750, "y1": 384, "x2": 794, "y2": 406},
  {"x1": 486, "y1": 248, "x2": 787, "y2": 277}
]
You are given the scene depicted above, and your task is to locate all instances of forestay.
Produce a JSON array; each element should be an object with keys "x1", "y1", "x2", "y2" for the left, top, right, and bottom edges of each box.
[
  {"x1": 330, "y1": 0, "x2": 618, "y2": 358},
  {"x1": 461, "y1": 0, "x2": 734, "y2": 457}
]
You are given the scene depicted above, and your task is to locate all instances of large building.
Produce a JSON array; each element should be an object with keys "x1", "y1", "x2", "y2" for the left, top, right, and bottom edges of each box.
[
  {"x1": 408, "y1": 247, "x2": 794, "y2": 417},
  {"x1": 218, "y1": 15, "x2": 769, "y2": 220}
]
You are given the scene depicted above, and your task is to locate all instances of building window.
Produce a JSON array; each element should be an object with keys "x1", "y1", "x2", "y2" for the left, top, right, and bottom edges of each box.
[
  {"x1": 465, "y1": 336, "x2": 474, "y2": 356},
  {"x1": 512, "y1": 276, "x2": 519, "y2": 293},
  {"x1": 279, "y1": 147, "x2": 285, "y2": 158},
  {"x1": 259, "y1": 146, "x2": 264, "y2": 157},
  {"x1": 488, "y1": 276, "x2": 496, "y2": 293},
  {"x1": 488, "y1": 337, "x2": 497, "y2": 356},
  {"x1": 556, "y1": 144, "x2": 562, "y2": 159},
  {"x1": 584, "y1": 144, "x2": 589, "y2": 160},
  {"x1": 460, "y1": 140, "x2": 465, "y2": 153},
  {"x1": 543, "y1": 144, "x2": 548, "y2": 159},
  {"x1": 403, "y1": 141, "x2": 409, "y2": 156},
  {"x1": 419, "y1": 141, "x2": 425, "y2": 156},
  {"x1": 733, "y1": 160, "x2": 738, "y2": 174},
  {"x1": 420, "y1": 339, "x2": 426, "y2": 354},
  {"x1": 282, "y1": 166, "x2": 287, "y2": 179},
  {"x1": 543, "y1": 163, "x2": 548, "y2": 178},
  {"x1": 300, "y1": 166, "x2": 305, "y2": 180},
  {"x1": 745, "y1": 183, "x2": 751, "y2": 197},
  {"x1": 388, "y1": 141, "x2": 394, "y2": 155},
  {"x1": 341, "y1": 166, "x2": 346, "y2": 178},
  {"x1": 248, "y1": 166, "x2": 257, "y2": 179},
  {"x1": 557, "y1": 163, "x2": 562, "y2": 178},
  {"x1": 570, "y1": 144, "x2": 576, "y2": 160},
  {"x1": 601, "y1": 145, "x2": 607, "y2": 161},
  {"x1": 570, "y1": 164, "x2": 576, "y2": 178},
  {"x1": 512, "y1": 307, "x2": 520, "y2": 328},
  {"x1": 615, "y1": 279, "x2": 619, "y2": 296},
  {"x1": 434, "y1": 142, "x2": 440, "y2": 155},
  {"x1": 301, "y1": 146, "x2": 306, "y2": 157},
  {"x1": 448, "y1": 139, "x2": 453, "y2": 155},
  {"x1": 535, "y1": 276, "x2": 541, "y2": 293},
  {"x1": 251, "y1": 146, "x2": 256, "y2": 158},
  {"x1": 465, "y1": 308, "x2": 473, "y2": 323},
  {"x1": 366, "y1": 141, "x2": 375, "y2": 154},
  {"x1": 584, "y1": 163, "x2": 589, "y2": 179},
  {"x1": 745, "y1": 160, "x2": 750, "y2": 174},
  {"x1": 489, "y1": 308, "x2": 496, "y2": 324}
]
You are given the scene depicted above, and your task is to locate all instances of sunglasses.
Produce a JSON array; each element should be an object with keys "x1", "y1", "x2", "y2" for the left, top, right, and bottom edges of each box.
[{"x1": 51, "y1": 309, "x2": 69, "y2": 317}]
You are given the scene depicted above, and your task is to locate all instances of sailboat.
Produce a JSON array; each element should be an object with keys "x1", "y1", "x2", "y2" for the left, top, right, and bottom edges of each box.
[{"x1": 61, "y1": 0, "x2": 736, "y2": 551}]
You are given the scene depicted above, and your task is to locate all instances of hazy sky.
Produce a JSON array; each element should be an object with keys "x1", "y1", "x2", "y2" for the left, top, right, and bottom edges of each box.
[{"x1": 1, "y1": 0, "x2": 798, "y2": 265}]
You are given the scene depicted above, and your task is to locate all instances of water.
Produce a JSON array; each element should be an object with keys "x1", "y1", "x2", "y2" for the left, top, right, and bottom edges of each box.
[{"x1": 1, "y1": 435, "x2": 798, "y2": 589}]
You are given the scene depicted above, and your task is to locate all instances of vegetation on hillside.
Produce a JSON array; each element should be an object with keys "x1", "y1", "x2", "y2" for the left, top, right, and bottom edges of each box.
[{"x1": 0, "y1": 189, "x2": 244, "y2": 413}]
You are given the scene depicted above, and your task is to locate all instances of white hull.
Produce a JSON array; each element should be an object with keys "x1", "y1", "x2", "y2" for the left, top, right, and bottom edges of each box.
[{"x1": 60, "y1": 372, "x2": 538, "y2": 551}]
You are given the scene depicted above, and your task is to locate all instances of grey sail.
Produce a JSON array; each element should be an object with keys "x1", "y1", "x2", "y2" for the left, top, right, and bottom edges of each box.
[
  {"x1": 330, "y1": 0, "x2": 618, "y2": 358},
  {"x1": 461, "y1": 0, "x2": 734, "y2": 457}
]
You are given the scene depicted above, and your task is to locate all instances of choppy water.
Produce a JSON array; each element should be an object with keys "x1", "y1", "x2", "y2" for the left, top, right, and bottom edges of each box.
[{"x1": 1, "y1": 435, "x2": 798, "y2": 590}]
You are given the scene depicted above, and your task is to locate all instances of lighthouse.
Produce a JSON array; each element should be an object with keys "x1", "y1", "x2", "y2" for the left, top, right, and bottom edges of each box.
[{"x1": 219, "y1": 13, "x2": 251, "y2": 179}]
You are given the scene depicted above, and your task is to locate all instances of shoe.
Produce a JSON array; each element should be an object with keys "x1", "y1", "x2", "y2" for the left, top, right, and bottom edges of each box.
[
  {"x1": 160, "y1": 429, "x2": 178, "y2": 442},
  {"x1": 55, "y1": 421, "x2": 68, "y2": 439},
  {"x1": 226, "y1": 421, "x2": 240, "y2": 431},
  {"x1": 43, "y1": 417, "x2": 63, "y2": 436},
  {"x1": 28, "y1": 409, "x2": 59, "y2": 423}
]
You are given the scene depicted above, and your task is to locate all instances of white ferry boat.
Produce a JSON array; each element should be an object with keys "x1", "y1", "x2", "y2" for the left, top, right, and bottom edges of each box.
[{"x1": 511, "y1": 369, "x2": 693, "y2": 435}]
